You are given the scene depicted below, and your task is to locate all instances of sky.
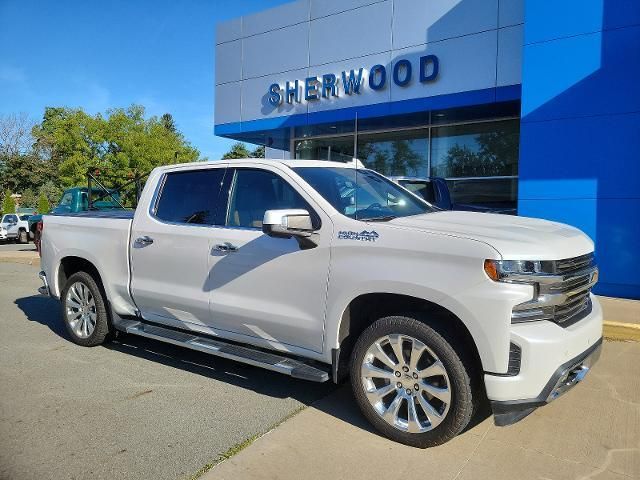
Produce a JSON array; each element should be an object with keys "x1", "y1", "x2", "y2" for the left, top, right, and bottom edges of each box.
[{"x1": 0, "y1": 0, "x2": 292, "y2": 159}]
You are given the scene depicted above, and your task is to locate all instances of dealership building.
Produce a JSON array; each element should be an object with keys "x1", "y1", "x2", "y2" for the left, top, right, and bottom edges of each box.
[{"x1": 214, "y1": 0, "x2": 640, "y2": 299}]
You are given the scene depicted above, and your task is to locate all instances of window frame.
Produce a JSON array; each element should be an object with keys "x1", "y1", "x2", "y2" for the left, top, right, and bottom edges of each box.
[
  {"x1": 150, "y1": 166, "x2": 229, "y2": 228},
  {"x1": 223, "y1": 167, "x2": 322, "y2": 231}
]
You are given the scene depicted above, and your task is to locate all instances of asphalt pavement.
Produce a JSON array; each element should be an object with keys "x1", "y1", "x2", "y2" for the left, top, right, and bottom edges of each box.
[
  {"x1": 0, "y1": 263, "x2": 334, "y2": 480},
  {"x1": 0, "y1": 242, "x2": 36, "y2": 252}
]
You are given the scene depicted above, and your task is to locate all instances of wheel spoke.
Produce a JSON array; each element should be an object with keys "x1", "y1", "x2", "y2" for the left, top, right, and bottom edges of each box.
[
  {"x1": 408, "y1": 340, "x2": 426, "y2": 371},
  {"x1": 416, "y1": 392, "x2": 444, "y2": 428},
  {"x1": 362, "y1": 362, "x2": 396, "y2": 380},
  {"x1": 67, "y1": 296, "x2": 82, "y2": 309},
  {"x1": 407, "y1": 397, "x2": 422, "y2": 433},
  {"x1": 421, "y1": 381, "x2": 451, "y2": 404},
  {"x1": 365, "y1": 383, "x2": 396, "y2": 404},
  {"x1": 382, "y1": 392, "x2": 403, "y2": 424},
  {"x1": 69, "y1": 285, "x2": 82, "y2": 305},
  {"x1": 387, "y1": 334, "x2": 405, "y2": 365},
  {"x1": 418, "y1": 360, "x2": 447, "y2": 379},
  {"x1": 372, "y1": 341, "x2": 398, "y2": 369}
]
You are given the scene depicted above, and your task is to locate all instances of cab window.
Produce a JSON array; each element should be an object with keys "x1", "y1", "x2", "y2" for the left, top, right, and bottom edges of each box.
[
  {"x1": 226, "y1": 169, "x2": 318, "y2": 229},
  {"x1": 154, "y1": 168, "x2": 227, "y2": 225}
]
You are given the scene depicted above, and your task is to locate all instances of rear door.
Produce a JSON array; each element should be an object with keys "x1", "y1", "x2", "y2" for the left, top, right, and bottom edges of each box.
[{"x1": 129, "y1": 165, "x2": 228, "y2": 326}]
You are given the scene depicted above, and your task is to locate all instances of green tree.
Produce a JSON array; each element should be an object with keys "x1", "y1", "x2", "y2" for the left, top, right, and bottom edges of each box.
[
  {"x1": 160, "y1": 113, "x2": 177, "y2": 133},
  {"x1": 37, "y1": 191, "x2": 50, "y2": 214},
  {"x1": 222, "y1": 142, "x2": 252, "y2": 159},
  {"x1": 32, "y1": 105, "x2": 200, "y2": 187},
  {"x1": 2, "y1": 190, "x2": 15, "y2": 215},
  {"x1": 251, "y1": 145, "x2": 265, "y2": 158},
  {"x1": 20, "y1": 188, "x2": 37, "y2": 208},
  {"x1": 38, "y1": 181, "x2": 63, "y2": 208}
]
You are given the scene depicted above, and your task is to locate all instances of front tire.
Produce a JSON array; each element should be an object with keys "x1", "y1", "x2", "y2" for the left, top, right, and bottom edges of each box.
[
  {"x1": 18, "y1": 229, "x2": 28, "y2": 244},
  {"x1": 61, "y1": 272, "x2": 111, "y2": 346},
  {"x1": 350, "y1": 315, "x2": 476, "y2": 448}
]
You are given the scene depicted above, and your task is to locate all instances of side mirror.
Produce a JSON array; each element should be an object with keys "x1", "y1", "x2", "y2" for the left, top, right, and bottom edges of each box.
[{"x1": 262, "y1": 209, "x2": 317, "y2": 248}]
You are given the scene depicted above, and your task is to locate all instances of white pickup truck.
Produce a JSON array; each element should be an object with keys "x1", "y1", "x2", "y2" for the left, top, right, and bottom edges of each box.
[{"x1": 38, "y1": 159, "x2": 602, "y2": 447}]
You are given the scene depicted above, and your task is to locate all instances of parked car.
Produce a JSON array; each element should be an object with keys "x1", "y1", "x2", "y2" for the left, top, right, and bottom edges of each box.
[
  {"x1": 38, "y1": 159, "x2": 602, "y2": 447},
  {"x1": 0, "y1": 213, "x2": 30, "y2": 243},
  {"x1": 390, "y1": 176, "x2": 517, "y2": 215},
  {"x1": 29, "y1": 187, "x2": 123, "y2": 244}
]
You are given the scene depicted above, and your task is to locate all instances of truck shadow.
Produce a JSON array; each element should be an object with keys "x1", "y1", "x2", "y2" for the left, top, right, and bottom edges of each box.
[{"x1": 15, "y1": 294, "x2": 490, "y2": 441}]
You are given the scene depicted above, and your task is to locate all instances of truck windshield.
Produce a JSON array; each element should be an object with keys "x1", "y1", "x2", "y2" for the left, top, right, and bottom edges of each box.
[{"x1": 293, "y1": 167, "x2": 434, "y2": 221}]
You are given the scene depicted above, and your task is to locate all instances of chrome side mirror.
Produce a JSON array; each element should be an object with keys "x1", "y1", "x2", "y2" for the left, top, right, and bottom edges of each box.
[{"x1": 262, "y1": 209, "x2": 317, "y2": 248}]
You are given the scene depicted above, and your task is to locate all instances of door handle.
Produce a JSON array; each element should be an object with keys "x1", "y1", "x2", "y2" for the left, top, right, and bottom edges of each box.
[
  {"x1": 213, "y1": 242, "x2": 237, "y2": 253},
  {"x1": 135, "y1": 236, "x2": 154, "y2": 247}
]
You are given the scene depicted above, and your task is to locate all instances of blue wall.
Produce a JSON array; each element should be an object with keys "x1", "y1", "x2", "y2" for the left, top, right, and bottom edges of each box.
[{"x1": 518, "y1": 0, "x2": 640, "y2": 298}]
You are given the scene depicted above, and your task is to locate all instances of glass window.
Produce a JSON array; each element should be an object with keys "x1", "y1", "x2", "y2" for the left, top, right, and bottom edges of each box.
[
  {"x1": 446, "y1": 177, "x2": 518, "y2": 210},
  {"x1": 19, "y1": 215, "x2": 30, "y2": 220},
  {"x1": 294, "y1": 167, "x2": 433, "y2": 220},
  {"x1": 430, "y1": 120, "x2": 519, "y2": 178},
  {"x1": 357, "y1": 129, "x2": 429, "y2": 177},
  {"x1": 2, "y1": 214, "x2": 18, "y2": 223},
  {"x1": 397, "y1": 179, "x2": 436, "y2": 203},
  {"x1": 227, "y1": 169, "x2": 315, "y2": 229},
  {"x1": 294, "y1": 136, "x2": 354, "y2": 162},
  {"x1": 155, "y1": 168, "x2": 226, "y2": 225}
]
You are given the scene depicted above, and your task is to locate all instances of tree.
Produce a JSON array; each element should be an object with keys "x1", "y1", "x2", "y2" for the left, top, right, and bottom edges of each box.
[
  {"x1": 2, "y1": 190, "x2": 15, "y2": 215},
  {"x1": 222, "y1": 142, "x2": 252, "y2": 159},
  {"x1": 20, "y1": 188, "x2": 37, "y2": 209},
  {"x1": 31, "y1": 105, "x2": 200, "y2": 187},
  {"x1": 0, "y1": 113, "x2": 35, "y2": 157},
  {"x1": 251, "y1": 145, "x2": 265, "y2": 158},
  {"x1": 39, "y1": 181, "x2": 63, "y2": 207},
  {"x1": 160, "y1": 113, "x2": 177, "y2": 133},
  {"x1": 37, "y1": 191, "x2": 50, "y2": 214}
]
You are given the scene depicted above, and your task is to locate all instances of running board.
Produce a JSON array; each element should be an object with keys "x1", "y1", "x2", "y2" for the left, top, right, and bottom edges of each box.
[{"x1": 119, "y1": 320, "x2": 329, "y2": 382}]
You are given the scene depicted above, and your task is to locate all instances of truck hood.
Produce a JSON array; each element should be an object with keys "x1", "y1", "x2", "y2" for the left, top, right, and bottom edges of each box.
[{"x1": 388, "y1": 211, "x2": 594, "y2": 260}]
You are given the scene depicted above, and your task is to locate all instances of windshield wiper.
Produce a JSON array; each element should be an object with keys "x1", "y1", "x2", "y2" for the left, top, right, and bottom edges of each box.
[{"x1": 359, "y1": 215, "x2": 397, "y2": 222}]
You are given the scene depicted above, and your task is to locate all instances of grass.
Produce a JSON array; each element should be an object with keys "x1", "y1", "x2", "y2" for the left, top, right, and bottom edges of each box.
[{"x1": 188, "y1": 405, "x2": 307, "y2": 480}]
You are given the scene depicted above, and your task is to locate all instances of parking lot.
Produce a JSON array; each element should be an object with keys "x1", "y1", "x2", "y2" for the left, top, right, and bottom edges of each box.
[
  {"x1": 1, "y1": 262, "x2": 638, "y2": 480},
  {"x1": 0, "y1": 263, "x2": 333, "y2": 480}
]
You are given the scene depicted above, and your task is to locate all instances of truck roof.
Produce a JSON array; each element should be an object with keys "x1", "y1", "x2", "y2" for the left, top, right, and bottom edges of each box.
[{"x1": 158, "y1": 158, "x2": 363, "y2": 172}]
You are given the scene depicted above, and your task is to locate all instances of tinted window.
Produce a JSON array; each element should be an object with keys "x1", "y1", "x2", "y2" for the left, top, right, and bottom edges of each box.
[
  {"x1": 227, "y1": 169, "x2": 315, "y2": 228},
  {"x1": 155, "y1": 168, "x2": 226, "y2": 225},
  {"x1": 19, "y1": 215, "x2": 30, "y2": 221}
]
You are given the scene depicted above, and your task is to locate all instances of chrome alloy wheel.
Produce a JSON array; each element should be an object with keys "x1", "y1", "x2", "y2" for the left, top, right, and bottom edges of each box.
[
  {"x1": 360, "y1": 334, "x2": 451, "y2": 433},
  {"x1": 65, "y1": 281, "x2": 97, "y2": 338}
]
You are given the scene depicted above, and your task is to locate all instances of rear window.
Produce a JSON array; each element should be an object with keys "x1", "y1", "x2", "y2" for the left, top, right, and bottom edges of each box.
[{"x1": 154, "y1": 169, "x2": 227, "y2": 225}]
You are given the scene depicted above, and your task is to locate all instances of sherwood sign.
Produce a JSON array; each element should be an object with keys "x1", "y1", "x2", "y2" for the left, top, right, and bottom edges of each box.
[{"x1": 267, "y1": 54, "x2": 439, "y2": 107}]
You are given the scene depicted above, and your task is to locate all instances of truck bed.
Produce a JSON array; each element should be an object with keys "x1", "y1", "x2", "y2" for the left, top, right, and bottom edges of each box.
[{"x1": 40, "y1": 212, "x2": 137, "y2": 317}]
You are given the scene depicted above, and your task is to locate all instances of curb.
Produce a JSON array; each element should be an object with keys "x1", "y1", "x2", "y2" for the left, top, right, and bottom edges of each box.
[{"x1": 603, "y1": 321, "x2": 640, "y2": 342}]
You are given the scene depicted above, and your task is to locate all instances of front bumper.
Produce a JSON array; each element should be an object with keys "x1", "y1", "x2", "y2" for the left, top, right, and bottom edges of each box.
[
  {"x1": 491, "y1": 337, "x2": 602, "y2": 426},
  {"x1": 485, "y1": 294, "x2": 603, "y2": 425}
]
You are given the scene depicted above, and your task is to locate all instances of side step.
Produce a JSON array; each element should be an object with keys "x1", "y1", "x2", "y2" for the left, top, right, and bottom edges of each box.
[{"x1": 118, "y1": 320, "x2": 329, "y2": 382}]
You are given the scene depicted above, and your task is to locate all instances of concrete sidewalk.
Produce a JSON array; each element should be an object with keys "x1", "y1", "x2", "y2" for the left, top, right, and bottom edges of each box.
[{"x1": 205, "y1": 341, "x2": 639, "y2": 480}]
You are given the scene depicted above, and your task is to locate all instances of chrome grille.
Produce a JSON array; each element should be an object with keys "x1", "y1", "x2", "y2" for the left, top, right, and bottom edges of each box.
[
  {"x1": 554, "y1": 253, "x2": 594, "y2": 274},
  {"x1": 512, "y1": 253, "x2": 597, "y2": 327}
]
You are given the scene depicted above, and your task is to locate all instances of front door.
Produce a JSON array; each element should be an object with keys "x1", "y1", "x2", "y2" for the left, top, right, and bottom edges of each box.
[
  {"x1": 206, "y1": 165, "x2": 331, "y2": 353},
  {"x1": 130, "y1": 165, "x2": 228, "y2": 326}
]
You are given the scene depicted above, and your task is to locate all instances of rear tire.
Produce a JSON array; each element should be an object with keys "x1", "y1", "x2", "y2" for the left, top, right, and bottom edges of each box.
[
  {"x1": 61, "y1": 272, "x2": 111, "y2": 346},
  {"x1": 350, "y1": 315, "x2": 477, "y2": 448}
]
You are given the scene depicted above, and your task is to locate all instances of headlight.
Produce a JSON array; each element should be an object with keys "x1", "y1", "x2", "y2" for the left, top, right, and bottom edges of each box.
[{"x1": 483, "y1": 259, "x2": 551, "y2": 283}]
